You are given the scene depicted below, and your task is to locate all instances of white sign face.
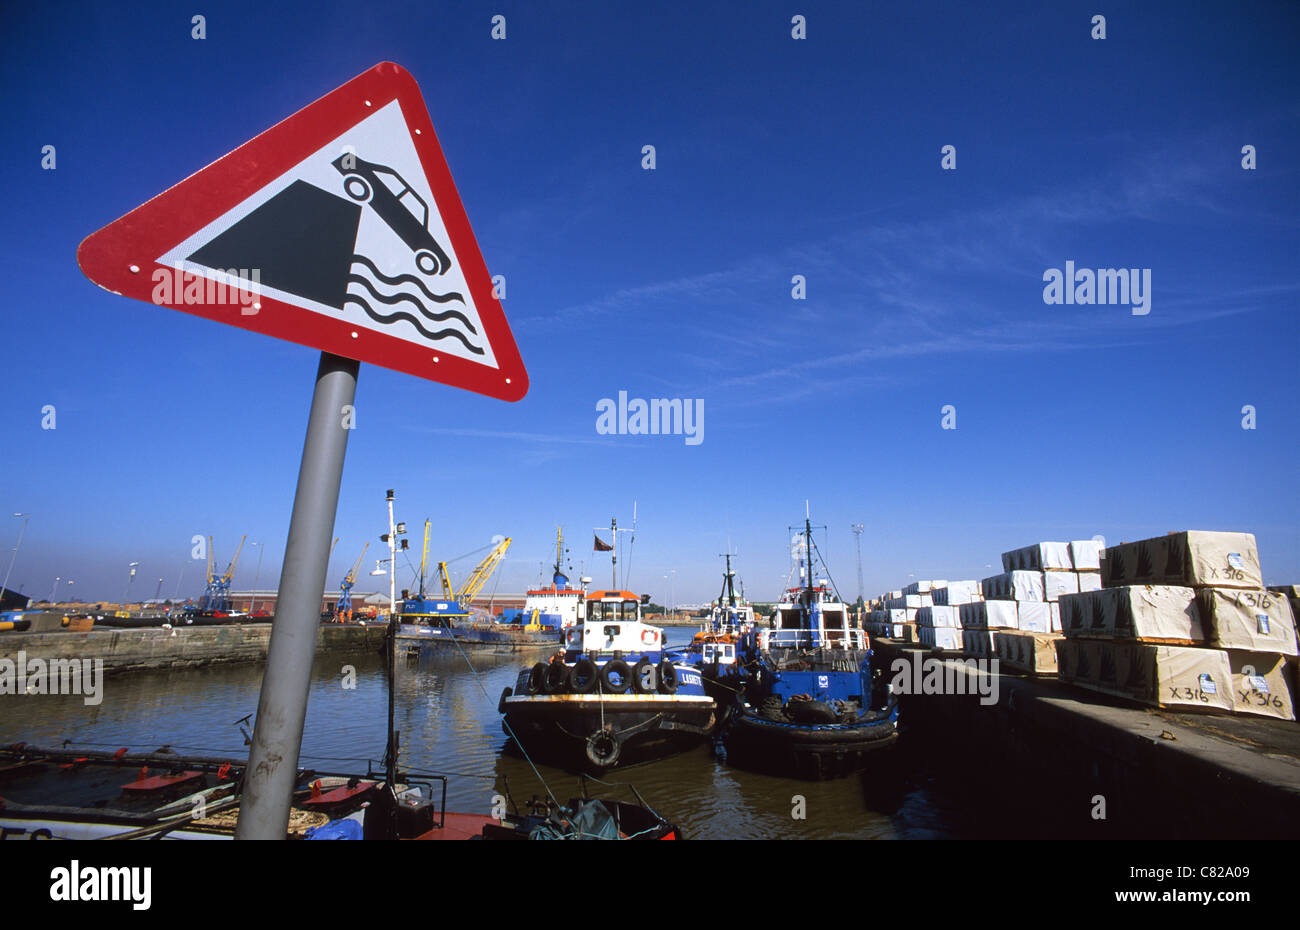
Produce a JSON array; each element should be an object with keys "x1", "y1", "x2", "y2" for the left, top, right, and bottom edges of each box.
[
  {"x1": 160, "y1": 101, "x2": 496, "y2": 367},
  {"x1": 79, "y1": 62, "x2": 527, "y2": 399}
]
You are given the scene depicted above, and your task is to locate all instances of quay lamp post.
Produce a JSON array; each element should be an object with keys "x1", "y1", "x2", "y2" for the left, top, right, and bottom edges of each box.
[
  {"x1": 47, "y1": 574, "x2": 73, "y2": 603},
  {"x1": 378, "y1": 490, "x2": 408, "y2": 620},
  {"x1": 3, "y1": 513, "x2": 30, "y2": 600},
  {"x1": 124, "y1": 562, "x2": 140, "y2": 605}
]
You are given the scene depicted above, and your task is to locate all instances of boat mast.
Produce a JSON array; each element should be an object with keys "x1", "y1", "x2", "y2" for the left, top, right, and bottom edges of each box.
[
  {"x1": 718, "y1": 550, "x2": 738, "y2": 608},
  {"x1": 593, "y1": 515, "x2": 630, "y2": 591},
  {"x1": 804, "y1": 504, "x2": 814, "y2": 605}
]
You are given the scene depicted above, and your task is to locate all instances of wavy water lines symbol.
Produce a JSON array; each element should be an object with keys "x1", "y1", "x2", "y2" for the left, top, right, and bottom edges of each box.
[{"x1": 344, "y1": 254, "x2": 483, "y2": 354}]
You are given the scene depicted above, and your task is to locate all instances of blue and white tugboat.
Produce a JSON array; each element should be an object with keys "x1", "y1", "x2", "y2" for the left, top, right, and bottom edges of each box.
[
  {"x1": 686, "y1": 551, "x2": 756, "y2": 705},
  {"x1": 499, "y1": 589, "x2": 716, "y2": 770},
  {"x1": 719, "y1": 508, "x2": 899, "y2": 779}
]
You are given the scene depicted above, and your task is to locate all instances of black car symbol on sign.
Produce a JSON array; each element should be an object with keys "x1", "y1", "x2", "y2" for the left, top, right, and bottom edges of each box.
[{"x1": 331, "y1": 153, "x2": 452, "y2": 276}]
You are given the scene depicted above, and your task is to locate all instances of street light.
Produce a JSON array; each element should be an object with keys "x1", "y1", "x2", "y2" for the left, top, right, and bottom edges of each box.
[
  {"x1": 2, "y1": 513, "x2": 30, "y2": 599},
  {"x1": 124, "y1": 562, "x2": 140, "y2": 605},
  {"x1": 48, "y1": 575, "x2": 61, "y2": 604},
  {"x1": 382, "y1": 489, "x2": 404, "y2": 620}
]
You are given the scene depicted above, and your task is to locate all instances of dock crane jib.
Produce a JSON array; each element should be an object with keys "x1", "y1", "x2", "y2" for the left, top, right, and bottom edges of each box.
[
  {"x1": 457, "y1": 537, "x2": 512, "y2": 607},
  {"x1": 337, "y1": 542, "x2": 370, "y2": 622}
]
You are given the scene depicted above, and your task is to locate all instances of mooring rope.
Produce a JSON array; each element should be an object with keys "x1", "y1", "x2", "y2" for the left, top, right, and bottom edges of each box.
[{"x1": 436, "y1": 624, "x2": 561, "y2": 811}]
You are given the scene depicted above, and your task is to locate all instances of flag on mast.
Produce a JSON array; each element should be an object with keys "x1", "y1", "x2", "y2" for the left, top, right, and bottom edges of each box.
[{"x1": 593, "y1": 535, "x2": 613, "y2": 552}]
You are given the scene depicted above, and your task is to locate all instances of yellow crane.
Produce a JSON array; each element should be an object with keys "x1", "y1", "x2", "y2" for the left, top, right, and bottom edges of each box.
[{"x1": 438, "y1": 536, "x2": 512, "y2": 607}]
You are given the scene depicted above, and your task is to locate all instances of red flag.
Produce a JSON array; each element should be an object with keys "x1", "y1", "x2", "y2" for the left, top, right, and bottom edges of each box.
[{"x1": 594, "y1": 535, "x2": 613, "y2": 552}]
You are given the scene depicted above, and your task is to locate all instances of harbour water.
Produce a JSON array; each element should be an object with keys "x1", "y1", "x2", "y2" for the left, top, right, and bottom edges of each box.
[{"x1": 0, "y1": 649, "x2": 1012, "y2": 840}]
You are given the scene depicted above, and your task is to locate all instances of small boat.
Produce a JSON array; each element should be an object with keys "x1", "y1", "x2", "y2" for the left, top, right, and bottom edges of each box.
[
  {"x1": 483, "y1": 778, "x2": 679, "y2": 840},
  {"x1": 718, "y1": 509, "x2": 899, "y2": 779},
  {"x1": 0, "y1": 742, "x2": 457, "y2": 840},
  {"x1": 499, "y1": 590, "x2": 716, "y2": 770}
]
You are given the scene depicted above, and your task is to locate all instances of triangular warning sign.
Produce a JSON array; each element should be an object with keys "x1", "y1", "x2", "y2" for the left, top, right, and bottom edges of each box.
[{"x1": 77, "y1": 62, "x2": 527, "y2": 401}]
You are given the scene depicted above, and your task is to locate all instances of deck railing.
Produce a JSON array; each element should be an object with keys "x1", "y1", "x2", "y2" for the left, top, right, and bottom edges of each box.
[{"x1": 762, "y1": 628, "x2": 868, "y2": 650}]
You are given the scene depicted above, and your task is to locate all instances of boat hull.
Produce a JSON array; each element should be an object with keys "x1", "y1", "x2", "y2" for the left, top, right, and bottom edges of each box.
[
  {"x1": 722, "y1": 700, "x2": 901, "y2": 780},
  {"x1": 396, "y1": 623, "x2": 561, "y2": 656},
  {"x1": 501, "y1": 692, "x2": 717, "y2": 771}
]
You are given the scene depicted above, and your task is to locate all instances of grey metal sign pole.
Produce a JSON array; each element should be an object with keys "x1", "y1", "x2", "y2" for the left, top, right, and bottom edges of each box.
[{"x1": 236, "y1": 352, "x2": 359, "y2": 840}]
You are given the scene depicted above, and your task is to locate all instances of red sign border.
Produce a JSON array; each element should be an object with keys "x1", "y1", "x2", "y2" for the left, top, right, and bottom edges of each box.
[{"x1": 77, "y1": 61, "x2": 527, "y2": 402}]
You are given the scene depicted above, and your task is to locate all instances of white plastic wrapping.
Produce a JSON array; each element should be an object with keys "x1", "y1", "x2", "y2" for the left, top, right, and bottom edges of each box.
[
  {"x1": 981, "y1": 571, "x2": 1045, "y2": 602},
  {"x1": 1002, "y1": 542, "x2": 1074, "y2": 572}
]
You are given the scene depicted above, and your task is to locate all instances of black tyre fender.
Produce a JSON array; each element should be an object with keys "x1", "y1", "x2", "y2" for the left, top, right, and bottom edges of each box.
[
  {"x1": 498, "y1": 687, "x2": 512, "y2": 714},
  {"x1": 631, "y1": 658, "x2": 657, "y2": 694},
  {"x1": 585, "y1": 730, "x2": 621, "y2": 768},
  {"x1": 570, "y1": 658, "x2": 599, "y2": 693},
  {"x1": 527, "y1": 663, "x2": 548, "y2": 695},
  {"x1": 545, "y1": 662, "x2": 571, "y2": 693},
  {"x1": 787, "y1": 699, "x2": 839, "y2": 725},
  {"x1": 657, "y1": 660, "x2": 679, "y2": 694},
  {"x1": 759, "y1": 696, "x2": 786, "y2": 721},
  {"x1": 600, "y1": 659, "x2": 631, "y2": 694}
]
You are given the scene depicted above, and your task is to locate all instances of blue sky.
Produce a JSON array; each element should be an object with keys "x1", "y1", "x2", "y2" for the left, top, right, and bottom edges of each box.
[{"x1": 2, "y1": 1, "x2": 1297, "y2": 605}]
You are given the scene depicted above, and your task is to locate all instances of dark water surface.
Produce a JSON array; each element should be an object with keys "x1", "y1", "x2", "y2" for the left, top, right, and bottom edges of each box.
[{"x1": 0, "y1": 649, "x2": 992, "y2": 839}]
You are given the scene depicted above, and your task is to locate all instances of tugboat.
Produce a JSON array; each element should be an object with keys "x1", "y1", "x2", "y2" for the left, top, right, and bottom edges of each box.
[
  {"x1": 498, "y1": 589, "x2": 716, "y2": 770},
  {"x1": 719, "y1": 508, "x2": 899, "y2": 779},
  {"x1": 687, "y1": 551, "x2": 756, "y2": 705}
]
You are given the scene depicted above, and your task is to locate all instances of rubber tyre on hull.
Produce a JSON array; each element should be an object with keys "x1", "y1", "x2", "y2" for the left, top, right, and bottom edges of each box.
[
  {"x1": 600, "y1": 659, "x2": 631, "y2": 694},
  {"x1": 786, "y1": 699, "x2": 839, "y2": 725},
  {"x1": 570, "y1": 658, "x2": 599, "y2": 693},
  {"x1": 657, "y1": 660, "x2": 679, "y2": 694},
  {"x1": 585, "y1": 730, "x2": 622, "y2": 768},
  {"x1": 631, "y1": 659, "x2": 657, "y2": 694},
  {"x1": 528, "y1": 663, "x2": 548, "y2": 695}
]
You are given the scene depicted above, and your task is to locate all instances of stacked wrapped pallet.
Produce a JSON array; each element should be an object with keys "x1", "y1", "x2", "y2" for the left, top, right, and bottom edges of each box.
[
  {"x1": 887, "y1": 580, "x2": 956, "y2": 650},
  {"x1": 979, "y1": 540, "x2": 1103, "y2": 675},
  {"x1": 866, "y1": 590, "x2": 917, "y2": 643},
  {"x1": 1058, "y1": 531, "x2": 1298, "y2": 719},
  {"x1": 917, "y1": 604, "x2": 962, "y2": 651}
]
